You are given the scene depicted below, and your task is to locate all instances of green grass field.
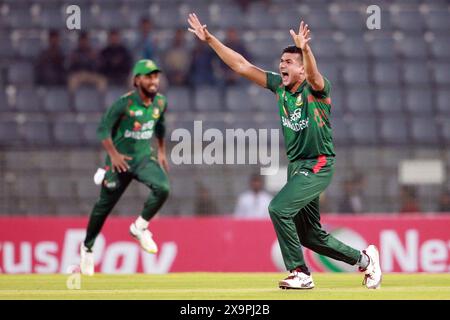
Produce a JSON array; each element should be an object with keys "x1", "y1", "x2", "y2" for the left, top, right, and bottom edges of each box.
[{"x1": 1, "y1": 273, "x2": 449, "y2": 300}]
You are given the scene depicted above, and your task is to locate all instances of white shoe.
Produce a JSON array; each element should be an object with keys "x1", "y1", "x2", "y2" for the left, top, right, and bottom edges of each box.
[
  {"x1": 80, "y1": 244, "x2": 94, "y2": 276},
  {"x1": 279, "y1": 270, "x2": 315, "y2": 289},
  {"x1": 360, "y1": 245, "x2": 382, "y2": 289},
  {"x1": 129, "y1": 223, "x2": 158, "y2": 254}
]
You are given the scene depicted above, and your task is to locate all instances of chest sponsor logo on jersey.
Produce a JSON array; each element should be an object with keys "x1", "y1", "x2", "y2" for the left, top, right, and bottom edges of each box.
[
  {"x1": 129, "y1": 109, "x2": 143, "y2": 117},
  {"x1": 290, "y1": 108, "x2": 302, "y2": 122},
  {"x1": 124, "y1": 120, "x2": 155, "y2": 140},
  {"x1": 281, "y1": 116, "x2": 309, "y2": 132}
]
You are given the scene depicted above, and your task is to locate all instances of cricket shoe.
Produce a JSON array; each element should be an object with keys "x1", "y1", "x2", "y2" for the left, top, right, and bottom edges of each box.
[
  {"x1": 278, "y1": 270, "x2": 315, "y2": 290},
  {"x1": 360, "y1": 245, "x2": 382, "y2": 289},
  {"x1": 129, "y1": 222, "x2": 158, "y2": 254},
  {"x1": 80, "y1": 244, "x2": 94, "y2": 276}
]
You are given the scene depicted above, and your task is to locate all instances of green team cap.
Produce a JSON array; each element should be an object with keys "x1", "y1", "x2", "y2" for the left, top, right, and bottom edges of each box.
[{"x1": 132, "y1": 59, "x2": 161, "y2": 77}]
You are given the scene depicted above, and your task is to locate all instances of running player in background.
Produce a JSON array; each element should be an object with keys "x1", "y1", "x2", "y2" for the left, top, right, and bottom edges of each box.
[
  {"x1": 188, "y1": 13, "x2": 382, "y2": 289},
  {"x1": 80, "y1": 59, "x2": 170, "y2": 276}
]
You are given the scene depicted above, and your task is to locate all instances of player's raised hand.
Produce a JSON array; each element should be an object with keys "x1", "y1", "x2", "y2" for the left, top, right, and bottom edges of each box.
[
  {"x1": 187, "y1": 13, "x2": 211, "y2": 42},
  {"x1": 290, "y1": 21, "x2": 311, "y2": 50}
]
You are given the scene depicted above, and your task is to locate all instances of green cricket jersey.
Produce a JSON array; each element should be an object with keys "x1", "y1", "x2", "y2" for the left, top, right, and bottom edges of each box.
[
  {"x1": 97, "y1": 90, "x2": 167, "y2": 163},
  {"x1": 266, "y1": 72, "x2": 335, "y2": 162}
]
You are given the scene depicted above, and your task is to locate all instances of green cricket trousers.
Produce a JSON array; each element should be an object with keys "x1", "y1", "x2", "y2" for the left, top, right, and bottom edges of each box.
[
  {"x1": 84, "y1": 156, "x2": 170, "y2": 250},
  {"x1": 268, "y1": 156, "x2": 360, "y2": 271}
]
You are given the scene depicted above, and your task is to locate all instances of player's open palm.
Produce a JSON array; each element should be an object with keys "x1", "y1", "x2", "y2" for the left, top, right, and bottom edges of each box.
[
  {"x1": 290, "y1": 21, "x2": 311, "y2": 50},
  {"x1": 188, "y1": 13, "x2": 211, "y2": 42}
]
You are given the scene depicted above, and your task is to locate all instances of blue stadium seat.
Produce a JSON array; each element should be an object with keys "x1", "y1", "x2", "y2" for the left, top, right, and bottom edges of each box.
[
  {"x1": 396, "y1": 36, "x2": 428, "y2": 60},
  {"x1": 331, "y1": 118, "x2": 350, "y2": 146},
  {"x1": 154, "y1": 4, "x2": 191, "y2": 29},
  {"x1": 166, "y1": 86, "x2": 192, "y2": 112},
  {"x1": 348, "y1": 116, "x2": 378, "y2": 145},
  {"x1": 404, "y1": 87, "x2": 433, "y2": 114},
  {"x1": 8, "y1": 62, "x2": 34, "y2": 86},
  {"x1": 6, "y1": 5, "x2": 35, "y2": 29},
  {"x1": 0, "y1": 119, "x2": 21, "y2": 147},
  {"x1": 346, "y1": 87, "x2": 375, "y2": 115},
  {"x1": 390, "y1": 8, "x2": 425, "y2": 33},
  {"x1": 246, "y1": 3, "x2": 277, "y2": 30},
  {"x1": 81, "y1": 118, "x2": 101, "y2": 147},
  {"x1": 104, "y1": 86, "x2": 127, "y2": 110},
  {"x1": 248, "y1": 85, "x2": 277, "y2": 112},
  {"x1": 432, "y1": 63, "x2": 450, "y2": 86},
  {"x1": 373, "y1": 62, "x2": 401, "y2": 86},
  {"x1": 379, "y1": 116, "x2": 410, "y2": 146},
  {"x1": 332, "y1": 9, "x2": 366, "y2": 33},
  {"x1": 436, "y1": 88, "x2": 450, "y2": 115},
  {"x1": 340, "y1": 36, "x2": 369, "y2": 60},
  {"x1": 273, "y1": 7, "x2": 301, "y2": 30},
  {"x1": 402, "y1": 62, "x2": 431, "y2": 86},
  {"x1": 225, "y1": 86, "x2": 253, "y2": 111},
  {"x1": 320, "y1": 63, "x2": 339, "y2": 87},
  {"x1": 213, "y1": 5, "x2": 244, "y2": 29},
  {"x1": 73, "y1": 87, "x2": 104, "y2": 113},
  {"x1": 16, "y1": 87, "x2": 42, "y2": 112},
  {"x1": 98, "y1": 7, "x2": 129, "y2": 30},
  {"x1": 194, "y1": 86, "x2": 223, "y2": 111},
  {"x1": 410, "y1": 117, "x2": 439, "y2": 145},
  {"x1": 38, "y1": 6, "x2": 65, "y2": 29},
  {"x1": 0, "y1": 36, "x2": 15, "y2": 59},
  {"x1": 368, "y1": 35, "x2": 396, "y2": 61},
  {"x1": 313, "y1": 37, "x2": 339, "y2": 60},
  {"x1": 43, "y1": 87, "x2": 71, "y2": 112},
  {"x1": 17, "y1": 37, "x2": 43, "y2": 59},
  {"x1": 305, "y1": 9, "x2": 333, "y2": 31},
  {"x1": 53, "y1": 116, "x2": 83, "y2": 146},
  {"x1": 441, "y1": 119, "x2": 450, "y2": 145},
  {"x1": 21, "y1": 118, "x2": 52, "y2": 146},
  {"x1": 430, "y1": 35, "x2": 450, "y2": 60},
  {"x1": 424, "y1": 9, "x2": 450, "y2": 32},
  {"x1": 375, "y1": 88, "x2": 403, "y2": 115},
  {"x1": 342, "y1": 62, "x2": 370, "y2": 85}
]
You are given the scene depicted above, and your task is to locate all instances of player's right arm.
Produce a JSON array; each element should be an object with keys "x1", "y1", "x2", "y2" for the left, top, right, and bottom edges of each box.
[
  {"x1": 97, "y1": 97, "x2": 132, "y2": 173},
  {"x1": 188, "y1": 13, "x2": 267, "y2": 88}
]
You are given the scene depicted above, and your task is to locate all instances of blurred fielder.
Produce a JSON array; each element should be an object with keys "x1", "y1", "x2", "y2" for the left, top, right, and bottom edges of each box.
[
  {"x1": 188, "y1": 13, "x2": 382, "y2": 289},
  {"x1": 80, "y1": 60, "x2": 170, "y2": 275}
]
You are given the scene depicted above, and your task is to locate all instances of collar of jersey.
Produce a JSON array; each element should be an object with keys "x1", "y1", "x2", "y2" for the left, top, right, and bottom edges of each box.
[
  {"x1": 284, "y1": 79, "x2": 307, "y2": 95},
  {"x1": 132, "y1": 90, "x2": 156, "y2": 108}
]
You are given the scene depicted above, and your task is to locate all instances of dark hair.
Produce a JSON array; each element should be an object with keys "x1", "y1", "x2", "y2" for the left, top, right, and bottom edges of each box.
[
  {"x1": 282, "y1": 45, "x2": 303, "y2": 61},
  {"x1": 48, "y1": 29, "x2": 59, "y2": 38}
]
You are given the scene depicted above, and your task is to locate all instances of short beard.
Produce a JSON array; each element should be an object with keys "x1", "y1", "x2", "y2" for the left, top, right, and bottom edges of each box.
[{"x1": 139, "y1": 85, "x2": 157, "y2": 99}]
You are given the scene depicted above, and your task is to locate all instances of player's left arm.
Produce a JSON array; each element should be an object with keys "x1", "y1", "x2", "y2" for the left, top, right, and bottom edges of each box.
[
  {"x1": 155, "y1": 100, "x2": 169, "y2": 172},
  {"x1": 290, "y1": 21, "x2": 325, "y2": 92}
]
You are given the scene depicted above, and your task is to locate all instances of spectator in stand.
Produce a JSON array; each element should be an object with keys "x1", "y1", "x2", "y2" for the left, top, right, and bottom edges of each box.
[
  {"x1": 134, "y1": 17, "x2": 157, "y2": 61},
  {"x1": 67, "y1": 31, "x2": 107, "y2": 92},
  {"x1": 189, "y1": 41, "x2": 218, "y2": 86},
  {"x1": 194, "y1": 182, "x2": 219, "y2": 216},
  {"x1": 338, "y1": 174, "x2": 365, "y2": 214},
  {"x1": 99, "y1": 29, "x2": 133, "y2": 86},
  {"x1": 163, "y1": 29, "x2": 191, "y2": 86},
  {"x1": 35, "y1": 29, "x2": 66, "y2": 85},
  {"x1": 219, "y1": 28, "x2": 251, "y2": 86},
  {"x1": 399, "y1": 186, "x2": 421, "y2": 214},
  {"x1": 234, "y1": 173, "x2": 272, "y2": 219},
  {"x1": 438, "y1": 189, "x2": 450, "y2": 212}
]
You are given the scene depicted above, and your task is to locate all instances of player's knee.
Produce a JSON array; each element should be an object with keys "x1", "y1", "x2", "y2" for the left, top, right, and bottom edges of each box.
[
  {"x1": 155, "y1": 182, "x2": 170, "y2": 200},
  {"x1": 268, "y1": 199, "x2": 281, "y2": 217}
]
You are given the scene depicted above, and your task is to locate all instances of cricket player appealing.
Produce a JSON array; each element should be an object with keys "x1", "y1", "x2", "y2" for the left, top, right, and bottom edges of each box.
[
  {"x1": 80, "y1": 60, "x2": 170, "y2": 275},
  {"x1": 188, "y1": 13, "x2": 382, "y2": 289}
]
